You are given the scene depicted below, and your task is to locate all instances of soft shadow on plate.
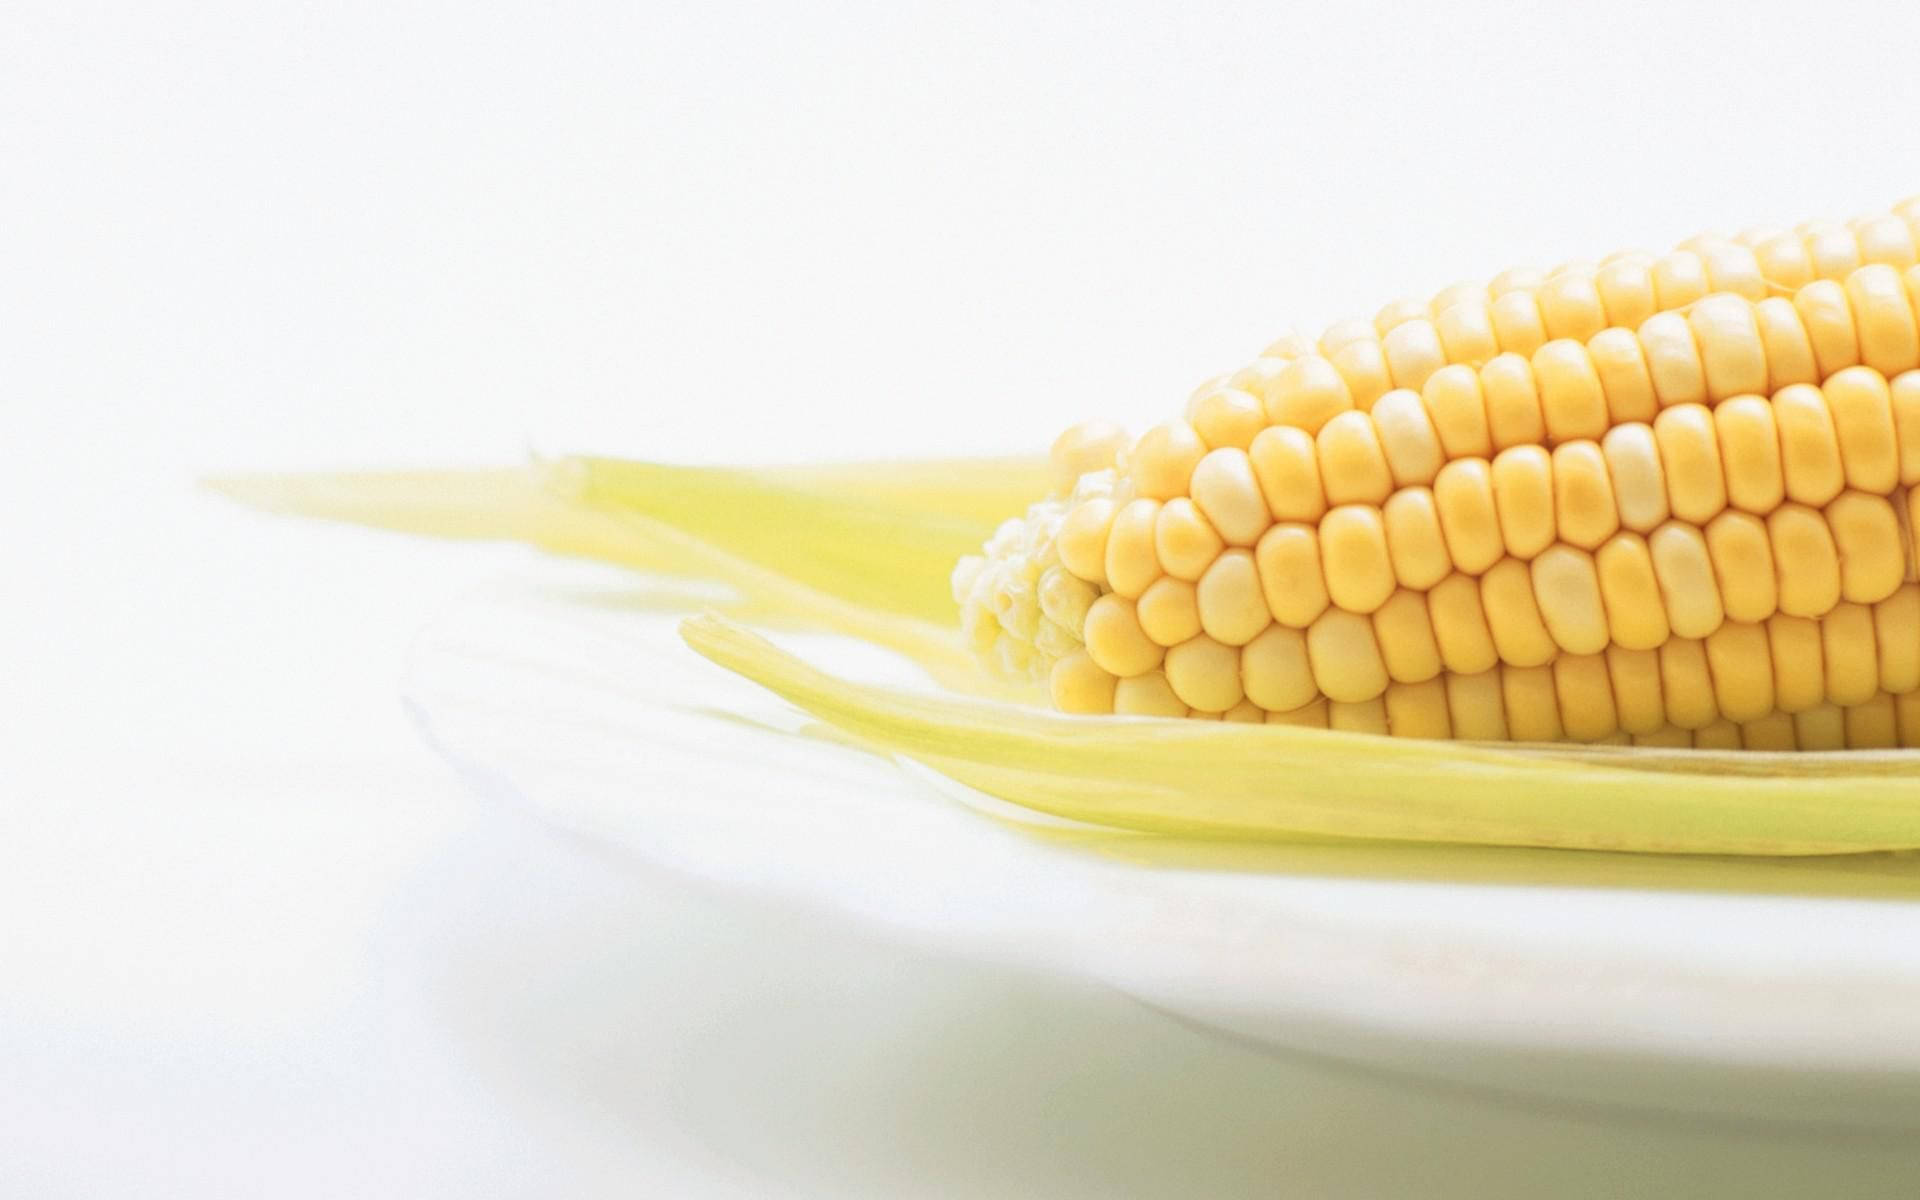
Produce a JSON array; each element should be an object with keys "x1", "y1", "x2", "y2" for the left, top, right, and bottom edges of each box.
[{"x1": 400, "y1": 566, "x2": 1920, "y2": 1130}]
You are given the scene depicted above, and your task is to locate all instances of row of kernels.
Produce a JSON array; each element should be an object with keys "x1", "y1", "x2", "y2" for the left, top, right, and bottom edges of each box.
[
  {"x1": 1311, "y1": 203, "x2": 1920, "y2": 358},
  {"x1": 1078, "y1": 364, "x2": 1920, "y2": 604},
  {"x1": 1073, "y1": 572, "x2": 1919, "y2": 723},
  {"x1": 1072, "y1": 478, "x2": 1912, "y2": 672},
  {"x1": 1054, "y1": 645, "x2": 1920, "y2": 749},
  {"x1": 1202, "y1": 264, "x2": 1920, "y2": 467}
]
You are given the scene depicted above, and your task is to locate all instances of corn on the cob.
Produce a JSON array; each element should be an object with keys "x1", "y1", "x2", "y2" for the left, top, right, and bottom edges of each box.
[{"x1": 955, "y1": 253, "x2": 1920, "y2": 749}]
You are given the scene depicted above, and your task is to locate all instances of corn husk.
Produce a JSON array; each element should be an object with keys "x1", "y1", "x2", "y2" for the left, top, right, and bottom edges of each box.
[{"x1": 212, "y1": 455, "x2": 1920, "y2": 856}]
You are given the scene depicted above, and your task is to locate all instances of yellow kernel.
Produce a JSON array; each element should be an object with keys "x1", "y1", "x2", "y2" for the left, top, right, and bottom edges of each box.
[
  {"x1": 1037, "y1": 566, "x2": 1099, "y2": 635},
  {"x1": 1154, "y1": 497, "x2": 1225, "y2": 581},
  {"x1": 1701, "y1": 242, "x2": 1767, "y2": 300},
  {"x1": 1241, "y1": 624, "x2": 1316, "y2": 713},
  {"x1": 1742, "y1": 712, "x2": 1799, "y2": 751},
  {"x1": 1649, "y1": 520, "x2": 1725, "y2": 639},
  {"x1": 1638, "y1": 311, "x2": 1707, "y2": 408},
  {"x1": 1130, "y1": 420, "x2": 1208, "y2": 500},
  {"x1": 1374, "y1": 295, "x2": 1431, "y2": 335},
  {"x1": 1102, "y1": 498, "x2": 1163, "y2": 599},
  {"x1": 1888, "y1": 370, "x2": 1920, "y2": 485},
  {"x1": 1857, "y1": 215, "x2": 1918, "y2": 269},
  {"x1": 1190, "y1": 447, "x2": 1272, "y2": 547},
  {"x1": 1196, "y1": 548, "x2": 1272, "y2": 646},
  {"x1": 1247, "y1": 424, "x2": 1327, "y2": 523},
  {"x1": 1755, "y1": 233, "x2": 1816, "y2": 292},
  {"x1": 1653, "y1": 403, "x2": 1727, "y2": 525},
  {"x1": 1595, "y1": 531, "x2": 1671, "y2": 650},
  {"x1": 1136, "y1": 575, "x2": 1202, "y2": 647},
  {"x1": 1189, "y1": 387, "x2": 1268, "y2": 451},
  {"x1": 1634, "y1": 726, "x2": 1695, "y2": 748},
  {"x1": 1480, "y1": 353, "x2": 1547, "y2": 450},
  {"x1": 1533, "y1": 339, "x2": 1610, "y2": 444},
  {"x1": 1221, "y1": 698, "x2": 1267, "y2": 724},
  {"x1": 1490, "y1": 444, "x2": 1556, "y2": 558},
  {"x1": 1330, "y1": 339, "x2": 1394, "y2": 411},
  {"x1": 1693, "y1": 718, "x2": 1743, "y2": 750},
  {"x1": 1753, "y1": 296, "x2": 1819, "y2": 389},
  {"x1": 1768, "y1": 613, "x2": 1826, "y2": 713},
  {"x1": 1768, "y1": 502, "x2": 1842, "y2": 618},
  {"x1": 1658, "y1": 637, "x2": 1719, "y2": 729},
  {"x1": 1587, "y1": 327, "x2": 1659, "y2": 425},
  {"x1": 1480, "y1": 557, "x2": 1557, "y2": 667},
  {"x1": 1606, "y1": 645, "x2": 1666, "y2": 734},
  {"x1": 1371, "y1": 388, "x2": 1445, "y2": 485},
  {"x1": 1601, "y1": 421, "x2": 1671, "y2": 533},
  {"x1": 1048, "y1": 420, "x2": 1129, "y2": 495},
  {"x1": 1055, "y1": 498, "x2": 1116, "y2": 585},
  {"x1": 1163, "y1": 634, "x2": 1244, "y2": 713},
  {"x1": 1539, "y1": 273, "x2": 1608, "y2": 343},
  {"x1": 1553, "y1": 653, "x2": 1618, "y2": 741},
  {"x1": 1432, "y1": 458, "x2": 1503, "y2": 574},
  {"x1": 1490, "y1": 290, "x2": 1548, "y2": 357},
  {"x1": 1489, "y1": 266, "x2": 1548, "y2": 297},
  {"x1": 1320, "y1": 318, "x2": 1376, "y2": 354},
  {"x1": 1550, "y1": 439, "x2": 1619, "y2": 550},
  {"x1": 1428, "y1": 573, "x2": 1500, "y2": 674},
  {"x1": 1382, "y1": 319, "x2": 1447, "y2": 391},
  {"x1": 1501, "y1": 664, "x2": 1564, "y2": 742},
  {"x1": 1774, "y1": 382, "x2": 1845, "y2": 506},
  {"x1": 1845, "y1": 693, "x2": 1900, "y2": 749},
  {"x1": 1049, "y1": 650, "x2": 1117, "y2": 714},
  {"x1": 1444, "y1": 669, "x2": 1509, "y2": 740},
  {"x1": 1372, "y1": 588, "x2": 1443, "y2": 683},
  {"x1": 1384, "y1": 678, "x2": 1453, "y2": 739},
  {"x1": 1306, "y1": 607, "x2": 1390, "y2": 703},
  {"x1": 1316, "y1": 410, "x2": 1394, "y2": 505},
  {"x1": 1876, "y1": 585, "x2": 1920, "y2": 694},
  {"x1": 1844, "y1": 264, "x2": 1920, "y2": 379},
  {"x1": 1531, "y1": 543, "x2": 1609, "y2": 655},
  {"x1": 1809, "y1": 224, "x2": 1865, "y2": 279},
  {"x1": 1652, "y1": 251, "x2": 1710, "y2": 310},
  {"x1": 1328, "y1": 696, "x2": 1391, "y2": 735},
  {"x1": 1382, "y1": 487, "x2": 1452, "y2": 590},
  {"x1": 1265, "y1": 356, "x2": 1355, "y2": 433},
  {"x1": 1083, "y1": 593, "x2": 1164, "y2": 677},
  {"x1": 1823, "y1": 601, "x2": 1880, "y2": 706},
  {"x1": 1113, "y1": 669, "x2": 1187, "y2": 718},
  {"x1": 1712, "y1": 396, "x2": 1784, "y2": 514},
  {"x1": 1704, "y1": 509, "x2": 1777, "y2": 622},
  {"x1": 1689, "y1": 293, "x2": 1769, "y2": 400},
  {"x1": 1793, "y1": 704, "x2": 1847, "y2": 751},
  {"x1": 1823, "y1": 366, "x2": 1900, "y2": 494},
  {"x1": 1421, "y1": 363, "x2": 1493, "y2": 459},
  {"x1": 1266, "y1": 697, "x2": 1330, "y2": 729},
  {"x1": 1901, "y1": 691, "x2": 1920, "y2": 748},
  {"x1": 1827, "y1": 490, "x2": 1906, "y2": 604},
  {"x1": 1794, "y1": 279, "x2": 1860, "y2": 377},
  {"x1": 1230, "y1": 357, "x2": 1292, "y2": 409},
  {"x1": 1705, "y1": 620, "x2": 1774, "y2": 722},
  {"x1": 1595, "y1": 259, "x2": 1659, "y2": 330},
  {"x1": 1254, "y1": 523, "x2": 1331, "y2": 627},
  {"x1": 1435, "y1": 299, "x2": 1501, "y2": 370},
  {"x1": 1319, "y1": 504, "x2": 1396, "y2": 614}
]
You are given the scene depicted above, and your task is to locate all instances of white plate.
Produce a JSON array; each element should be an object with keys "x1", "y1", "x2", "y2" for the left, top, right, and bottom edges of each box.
[{"x1": 404, "y1": 565, "x2": 1920, "y2": 1130}]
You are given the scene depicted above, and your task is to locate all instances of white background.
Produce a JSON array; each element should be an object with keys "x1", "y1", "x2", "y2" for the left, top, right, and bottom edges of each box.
[{"x1": 7, "y1": 1, "x2": 1920, "y2": 1195}]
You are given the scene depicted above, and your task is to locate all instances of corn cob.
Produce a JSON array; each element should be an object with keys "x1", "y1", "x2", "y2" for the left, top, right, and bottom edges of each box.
[
  {"x1": 955, "y1": 256, "x2": 1920, "y2": 749},
  {"x1": 1196, "y1": 197, "x2": 1920, "y2": 418}
]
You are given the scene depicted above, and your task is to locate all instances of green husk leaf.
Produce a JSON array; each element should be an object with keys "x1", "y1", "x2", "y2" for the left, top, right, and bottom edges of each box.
[{"x1": 680, "y1": 612, "x2": 1920, "y2": 857}]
